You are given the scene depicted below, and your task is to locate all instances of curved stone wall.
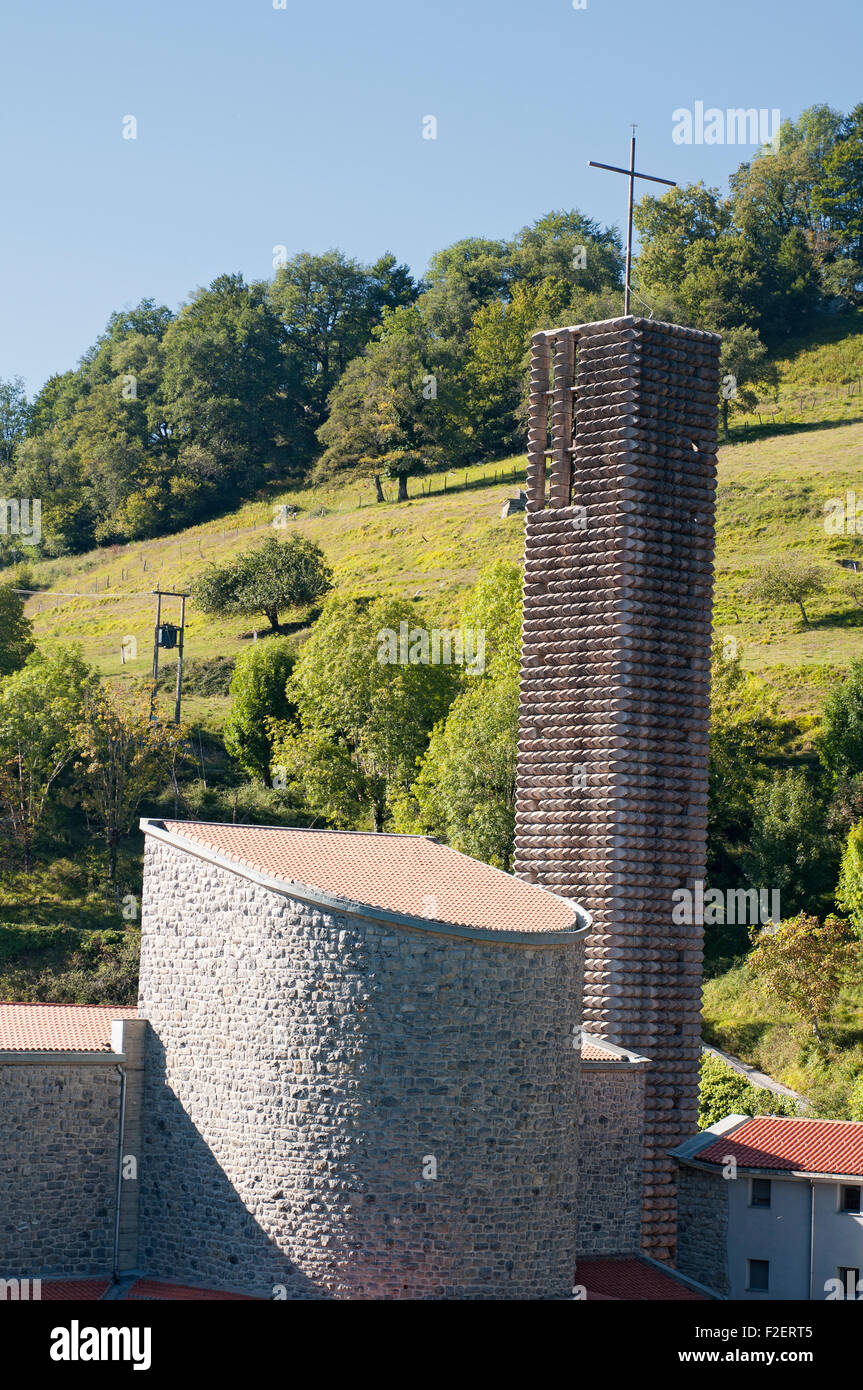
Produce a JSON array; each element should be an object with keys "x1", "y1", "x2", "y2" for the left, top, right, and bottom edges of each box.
[{"x1": 138, "y1": 837, "x2": 583, "y2": 1299}]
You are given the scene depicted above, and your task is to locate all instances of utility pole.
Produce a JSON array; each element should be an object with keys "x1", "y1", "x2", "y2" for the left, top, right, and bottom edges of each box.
[{"x1": 149, "y1": 588, "x2": 190, "y2": 725}]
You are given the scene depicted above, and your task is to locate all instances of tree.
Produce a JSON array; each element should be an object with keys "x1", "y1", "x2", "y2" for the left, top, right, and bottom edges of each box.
[
  {"x1": 223, "y1": 638, "x2": 297, "y2": 781},
  {"x1": 0, "y1": 376, "x2": 30, "y2": 467},
  {"x1": 268, "y1": 249, "x2": 417, "y2": 458},
  {"x1": 819, "y1": 658, "x2": 863, "y2": 781},
  {"x1": 718, "y1": 327, "x2": 778, "y2": 439},
  {"x1": 314, "y1": 304, "x2": 444, "y2": 502},
  {"x1": 0, "y1": 645, "x2": 92, "y2": 871},
  {"x1": 745, "y1": 769, "x2": 836, "y2": 919},
  {"x1": 813, "y1": 103, "x2": 863, "y2": 265},
  {"x1": 699, "y1": 1053, "x2": 798, "y2": 1130},
  {"x1": 0, "y1": 585, "x2": 34, "y2": 677},
  {"x1": 269, "y1": 596, "x2": 457, "y2": 830},
  {"x1": 747, "y1": 555, "x2": 824, "y2": 626},
  {"x1": 160, "y1": 273, "x2": 293, "y2": 508},
  {"x1": 835, "y1": 821, "x2": 863, "y2": 936},
  {"x1": 394, "y1": 562, "x2": 522, "y2": 867},
  {"x1": 74, "y1": 682, "x2": 185, "y2": 903},
  {"x1": 707, "y1": 644, "x2": 784, "y2": 896},
  {"x1": 193, "y1": 535, "x2": 332, "y2": 632},
  {"x1": 747, "y1": 912, "x2": 856, "y2": 1039}
]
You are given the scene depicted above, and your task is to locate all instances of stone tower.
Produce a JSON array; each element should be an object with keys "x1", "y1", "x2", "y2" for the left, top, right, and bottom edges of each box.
[{"x1": 514, "y1": 315, "x2": 721, "y2": 1262}]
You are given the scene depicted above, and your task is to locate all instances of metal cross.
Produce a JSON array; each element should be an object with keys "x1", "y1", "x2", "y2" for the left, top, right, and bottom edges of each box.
[{"x1": 589, "y1": 127, "x2": 676, "y2": 315}]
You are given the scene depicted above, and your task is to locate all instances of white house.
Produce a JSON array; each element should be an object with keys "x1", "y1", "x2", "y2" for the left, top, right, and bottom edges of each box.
[{"x1": 674, "y1": 1113, "x2": 863, "y2": 1299}]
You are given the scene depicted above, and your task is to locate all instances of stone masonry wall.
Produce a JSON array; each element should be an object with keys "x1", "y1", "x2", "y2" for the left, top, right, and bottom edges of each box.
[
  {"x1": 676, "y1": 1163, "x2": 729, "y2": 1296},
  {"x1": 137, "y1": 837, "x2": 584, "y2": 1300},
  {"x1": 577, "y1": 1065, "x2": 647, "y2": 1257},
  {"x1": 0, "y1": 1062, "x2": 120, "y2": 1276}
]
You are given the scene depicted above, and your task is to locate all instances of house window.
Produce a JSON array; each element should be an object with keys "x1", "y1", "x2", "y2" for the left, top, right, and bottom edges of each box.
[
  {"x1": 841, "y1": 1186, "x2": 861, "y2": 1214},
  {"x1": 750, "y1": 1178, "x2": 772, "y2": 1208},
  {"x1": 747, "y1": 1259, "x2": 769, "y2": 1292},
  {"x1": 838, "y1": 1267, "x2": 860, "y2": 1300}
]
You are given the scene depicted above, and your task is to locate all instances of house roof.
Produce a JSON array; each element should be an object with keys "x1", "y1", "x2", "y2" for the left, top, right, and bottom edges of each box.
[
  {"x1": 694, "y1": 1115, "x2": 863, "y2": 1179},
  {"x1": 581, "y1": 1035, "x2": 650, "y2": 1066},
  {"x1": 0, "y1": 1003, "x2": 136, "y2": 1053},
  {"x1": 143, "y1": 819, "x2": 589, "y2": 943},
  {"x1": 576, "y1": 1258, "x2": 708, "y2": 1301}
]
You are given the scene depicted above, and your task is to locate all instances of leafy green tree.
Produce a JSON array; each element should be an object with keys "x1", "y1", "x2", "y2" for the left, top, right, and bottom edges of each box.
[
  {"x1": 315, "y1": 304, "x2": 445, "y2": 501},
  {"x1": 708, "y1": 645, "x2": 785, "y2": 892},
  {"x1": 0, "y1": 585, "x2": 34, "y2": 677},
  {"x1": 511, "y1": 209, "x2": 623, "y2": 297},
  {"x1": 748, "y1": 912, "x2": 856, "y2": 1039},
  {"x1": 160, "y1": 273, "x2": 293, "y2": 508},
  {"x1": 835, "y1": 821, "x2": 863, "y2": 936},
  {"x1": 718, "y1": 327, "x2": 778, "y2": 439},
  {"x1": 745, "y1": 769, "x2": 837, "y2": 918},
  {"x1": 194, "y1": 535, "x2": 332, "y2": 632},
  {"x1": 819, "y1": 659, "x2": 863, "y2": 782},
  {"x1": 698, "y1": 1053, "x2": 798, "y2": 1129},
  {"x1": 464, "y1": 280, "x2": 573, "y2": 459},
  {"x1": 269, "y1": 596, "x2": 457, "y2": 830},
  {"x1": 394, "y1": 562, "x2": 522, "y2": 867},
  {"x1": 74, "y1": 682, "x2": 186, "y2": 903},
  {"x1": 269, "y1": 250, "x2": 417, "y2": 457},
  {"x1": 0, "y1": 645, "x2": 93, "y2": 870},
  {"x1": 814, "y1": 103, "x2": 863, "y2": 264},
  {"x1": 747, "y1": 555, "x2": 824, "y2": 626},
  {"x1": 223, "y1": 638, "x2": 297, "y2": 781},
  {"x1": 0, "y1": 377, "x2": 30, "y2": 467}
]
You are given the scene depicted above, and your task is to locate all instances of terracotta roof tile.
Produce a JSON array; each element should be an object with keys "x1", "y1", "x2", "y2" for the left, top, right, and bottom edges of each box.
[
  {"x1": 0, "y1": 1003, "x2": 136, "y2": 1053},
  {"x1": 698, "y1": 1115, "x2": 863, "y2": 1177},
  {"x1": 31, "y1": 1280, "x2": 111, "y2": 1301},
  {"x1": 124, "y1": 1279, "x2": 257, "y2": 1301},
  {"x1": 582, "y1": 1041, "x2": 624, "y2": 1061},
  {"x1": 576, "y1": 1258, "x2": 706, "y2": 1301},
  {"x1": 154, "y1": 821, "x2": 584, "y2": 938}
]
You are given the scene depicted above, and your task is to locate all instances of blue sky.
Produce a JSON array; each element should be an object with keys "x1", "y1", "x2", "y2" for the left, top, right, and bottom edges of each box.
[{"x1": 1, "y1": 0, "x2": 860, "y2": 393}]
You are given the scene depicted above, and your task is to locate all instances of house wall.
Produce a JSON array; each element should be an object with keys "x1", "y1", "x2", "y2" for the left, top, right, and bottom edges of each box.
[
  {"x1": 812, "y1": 1181, "x2": 863, "y2": 1299},
  {"x1": 679, "y1": 1167, "x2": 863, "y2": 1300},
  {"x1": 676, "y1": 1163, "x2": 730, "y2": 1296},
  {"x1": 726, "y1": 1173, "x2": 810, "y2": 1300},
  {"x1": 137, "y1": 836, "x2": 584, "y2": 1300},
  {"x1": 577, "y1": 1064, "x2": 646, "y2": 1257}
]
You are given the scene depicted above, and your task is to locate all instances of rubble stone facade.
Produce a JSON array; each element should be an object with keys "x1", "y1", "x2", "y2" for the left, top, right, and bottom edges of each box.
[
  {"x1": 137, "y1": 836, "x2": 585, "y2": 1299},
  {"x1": 577, "y1": 1051, "x2": 649, "y2": 1257}
]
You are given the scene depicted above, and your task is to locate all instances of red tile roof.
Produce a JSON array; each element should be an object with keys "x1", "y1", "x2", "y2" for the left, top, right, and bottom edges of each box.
[
  {"x1": 576, "y1": 1259, "x2": 706, "y2": 1301},
  {"x1": 27, "y1": 1280, "x2": 111, "y2": 1301},
  {"x1": 0, "y1": 1003, "x2": 137, "y2": 1053},
  {"x1": 153, "y1": 820, "x2": 584, "y2": 938},
  {"x1": 582, "y1": 1041, "x2": 625, "y2": 1061},
  {"x1": 124, "y1": 1279, "x2": 257, "y2": 1301},
  {"x1": 698, "y1": 1115, "x2": 863, "y2": 1178}
]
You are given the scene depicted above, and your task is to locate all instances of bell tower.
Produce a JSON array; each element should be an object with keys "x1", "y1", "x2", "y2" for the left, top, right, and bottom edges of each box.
[{"x1": 514, "y1": 314, "x2": 720, "y2": 1261}]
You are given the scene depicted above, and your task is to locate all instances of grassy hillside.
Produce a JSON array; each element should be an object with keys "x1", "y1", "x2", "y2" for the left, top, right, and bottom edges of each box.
[{"x1": 14, "y1": 308, "x2": 863, "y2": 727}]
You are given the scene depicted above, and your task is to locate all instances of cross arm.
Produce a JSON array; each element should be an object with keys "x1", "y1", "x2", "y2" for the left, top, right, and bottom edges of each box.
[{"x1": 587, "y1": 160, "x2": 676, "y2": 186}]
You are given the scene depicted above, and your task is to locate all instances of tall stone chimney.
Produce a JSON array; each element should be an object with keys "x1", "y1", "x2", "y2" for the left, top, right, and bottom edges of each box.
[{"x1": 514, "y1": 315, "x2": 720, "y2": 1262}]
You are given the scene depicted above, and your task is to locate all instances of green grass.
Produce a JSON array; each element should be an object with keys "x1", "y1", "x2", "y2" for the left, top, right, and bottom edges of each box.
[
  {"x1": 13, "y1": 310, "x2": 863, "y2": 732},
  {"x1": 703, "y1": 963, "x2": 863, "y2": 1119}
]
